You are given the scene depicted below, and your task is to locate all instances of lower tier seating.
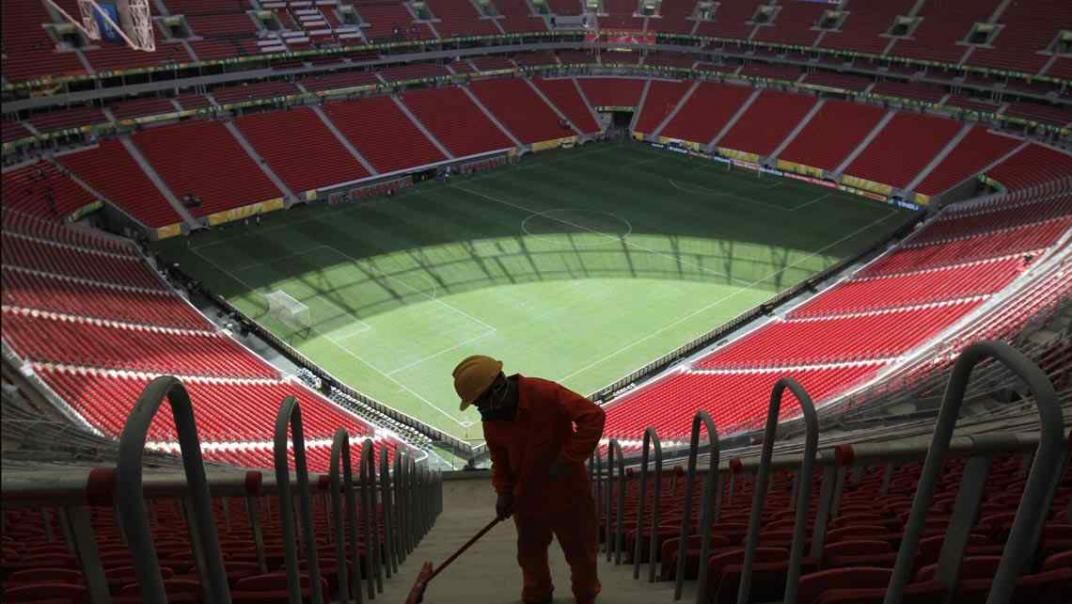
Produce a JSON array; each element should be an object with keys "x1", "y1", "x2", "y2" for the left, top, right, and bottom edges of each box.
[{"x1": 399, "y1": 87, "x2": 514, "y2": 157}]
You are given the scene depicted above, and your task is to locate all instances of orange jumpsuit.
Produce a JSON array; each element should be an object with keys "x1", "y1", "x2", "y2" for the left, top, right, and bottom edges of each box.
[{"x1": 483, "y1": 375, "x2": 606, "y2": 604}]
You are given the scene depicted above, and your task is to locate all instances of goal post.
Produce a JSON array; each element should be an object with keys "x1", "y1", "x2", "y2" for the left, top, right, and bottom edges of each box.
[{"x1": 265, "y1": 290, "x2": 312, "y2": 332}]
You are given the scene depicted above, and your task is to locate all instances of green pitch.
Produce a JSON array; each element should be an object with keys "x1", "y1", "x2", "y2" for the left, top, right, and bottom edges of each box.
[{"x1": 158, "y1": 142, "x2": 914, "y2": 442}]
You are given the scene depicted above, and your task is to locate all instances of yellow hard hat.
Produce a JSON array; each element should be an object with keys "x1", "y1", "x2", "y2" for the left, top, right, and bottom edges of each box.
[{"x1": 453, "y1": 355, "x2": 503, "y2": 411}]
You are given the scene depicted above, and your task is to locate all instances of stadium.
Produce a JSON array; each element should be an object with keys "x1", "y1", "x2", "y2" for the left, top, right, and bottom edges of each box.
[{"x1": 0, "y1": 0, "x2": 1070, "y2": 602}]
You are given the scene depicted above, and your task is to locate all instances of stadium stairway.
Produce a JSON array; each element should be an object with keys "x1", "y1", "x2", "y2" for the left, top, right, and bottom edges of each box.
[{"x1": 374, "y1": 477, "x2": 686, "y2": 604}]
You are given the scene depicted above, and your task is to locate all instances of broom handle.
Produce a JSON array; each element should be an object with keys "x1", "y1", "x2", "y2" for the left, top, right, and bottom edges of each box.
[{"x1": 429, "y1": 518, "x2": 501, "y2": 580}]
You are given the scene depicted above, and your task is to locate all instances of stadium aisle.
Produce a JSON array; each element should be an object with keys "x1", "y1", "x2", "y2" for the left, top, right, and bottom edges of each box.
[{"x1": 378, "y1": 476, "x2": 684, "y2": 603}]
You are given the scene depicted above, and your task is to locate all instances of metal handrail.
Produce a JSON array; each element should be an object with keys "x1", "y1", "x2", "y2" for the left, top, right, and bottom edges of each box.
[
  {"x1": 274, "y1": 395, "x2": 324, "y2": 604},
  {"x1": 633, "y1": 427, "x2": 663, "y2": 582},
  {"x1": 329, "y1": 430, "x2": 362, "y2": 604},
  {"x1": 883, "y1": 341, "x2": 1066, "y2": 604},
  {"x1": 673, "y1": 411, "x2": 720, "y2": 603},
  {"x1": 116, "y1": 376, "x2": 229, "y2": 603},
  {"x1": 359, "y1": 439, "x2": 383, "y2": 598},
  {"x1": 735, "y1": 378, "x2": 818, "y2": 604},
  {"x1": 380, "y1": 445, "x2": 397, "y2": 576},
  {"x1": 606, "y1": 439, "x2": 627, "y2": 564}
]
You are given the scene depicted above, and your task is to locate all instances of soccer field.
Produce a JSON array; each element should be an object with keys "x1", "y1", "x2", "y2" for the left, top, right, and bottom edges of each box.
[{"x1": 158, "y1": 142, "x2": 915, "y2": 442}]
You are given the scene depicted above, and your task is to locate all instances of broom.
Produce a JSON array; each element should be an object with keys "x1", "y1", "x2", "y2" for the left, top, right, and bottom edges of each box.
[{"x1": 404, "y1": 517, "x2": 502, "y2": 604}]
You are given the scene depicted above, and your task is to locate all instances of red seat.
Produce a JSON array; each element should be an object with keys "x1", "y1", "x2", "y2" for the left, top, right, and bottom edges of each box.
[
  {"x1": 797, "y1": 567, "x2": 893, "y2": 604},
  {"x1": 3, "y1": 582, "x2": 88, "y2": 603},
  {"x1": 5, "y1": 569, "x2": 83, "y2": 586}
]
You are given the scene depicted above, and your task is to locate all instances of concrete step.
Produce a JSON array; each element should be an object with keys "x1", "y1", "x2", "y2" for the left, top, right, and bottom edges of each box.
[{"x1": 376, "y1": 478, "x2": 687, "y2": 604}]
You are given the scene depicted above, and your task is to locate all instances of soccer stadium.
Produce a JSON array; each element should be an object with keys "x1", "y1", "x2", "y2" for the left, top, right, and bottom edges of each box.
[{"x1": 0, "y1": 0, "x2": 1070, "y2": 602}]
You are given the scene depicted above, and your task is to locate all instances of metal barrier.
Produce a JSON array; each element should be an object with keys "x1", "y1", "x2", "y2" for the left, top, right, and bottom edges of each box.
[
  {"x1": 116, "y1": 376, "x2": 229, "y2": 603},
  {"x1": 883, "y1": 341, "x2": 1066, "y2": 604},
  {"x1": 673, "y1": 411, "x2": 721, "y2": 603},
  {"x1": 736, "y1": 378, "x2": 818, "y2": 604},
  {"x1": 329, "y1": 429, "x2": 362, "y2": 604},
  {"x1": 359, "y1": 439, "x2": 382, "y2": 598},
  {"x1": 380, "y1": 445, "x2": 397, "y2": 577},
  {"x1": 605, "y1": 439, "x2": 627, "y2": 564},
  {"x1": 633, "y1": 427, "x2": 663, "y2": 582},
  {"x1": 274, "y1": 395, "x2": 324, "y2": 604}
]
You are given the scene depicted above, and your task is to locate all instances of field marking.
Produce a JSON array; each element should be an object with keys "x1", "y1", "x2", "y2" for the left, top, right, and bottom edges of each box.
[
  {"x1": 792, "y1": 192, "x2": 835, "y2": 212},
  {"x1": 189, "y1": 244, "x2": 468, "y2": 427},
  {"x1": 668, "y1": 178, "x2": 793, "y2": 211},
  {"x1": 554, "y1": 206, "x2": 903, "y2": 384},
  {"x1": 386, "y1": 329, "x2": 497, "y2": 377},
  {"x1": 319, "y1": 245, "x2": 498, "y2": 334},
  {"x1": 332, "y1": 321, "x2": 372, "y2": 338},
  {"x1": 452, "y1": 184, "x2": 756, "y2": 287}
]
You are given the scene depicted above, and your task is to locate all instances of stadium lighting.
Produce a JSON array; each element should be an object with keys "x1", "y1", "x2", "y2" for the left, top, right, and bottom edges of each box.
[{"x1": 46, "y1": 0, "x2": 155, "y2": 52}]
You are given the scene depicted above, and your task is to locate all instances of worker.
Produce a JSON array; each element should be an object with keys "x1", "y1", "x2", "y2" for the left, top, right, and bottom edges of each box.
[{"x1": 453, "y1": 355, "x2": 606, "y2": 604}]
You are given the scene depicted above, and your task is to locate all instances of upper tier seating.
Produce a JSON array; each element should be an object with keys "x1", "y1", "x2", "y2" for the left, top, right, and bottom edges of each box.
[
  {"x1": 632, "y1": 80, "x2": 693, "y2": 135},
  {"x1": 2, "y1": 231, "x2": 163, "y2": 289},
  {"x1": 659, "y1": 82, "x2": 754, "y2": 145},
  {"x1": 752, "y1": 1, "x2": 826, "y2": 46},
  {"x1": 57, "y1": 139, "x2": 183, "y2": 228},
  {"x1": 716, "y1": 91, "x2": 817, "y2": 157},
  {"x1": 577, "y1": 78, "x2": 647, "y2": 109},
  {"x1": 545, "y1": 0, "x2": 583, "y2": 16},
  {"x1": 656, "y1": 0, "x2": 698, "y2": 34},
  {"x1": 860, "y1": 216, "x2": 1072, "y2": 277},
  {"x1": 108, "y1": 98, "x2": 180, "y2": 120},
  {"x1": 603, "y1": 365, "x2": 882, "y2": 439},
  {"x1": 532, "y1": 78, "x2": 602, "y2": 134},
  {"x1": 984, "y1": 144, "x2": 1072, "y2": 190},
  {"x1": 378, "y1": 63, "x2": 452, "y2": 84},
  {"x1": 843, "y1": 113, "x2": 962, "y2": 189},
  {"x1": 889, "y1": 0, "x2": 1002, "y2": 64},
  {"x1": 601, "y1": 0, "x2": 644, "y2": 30},
  {"x1": 426, "y1": 0, "x2": 498, "y2": 36},
  {"x1": 2, "y1": 308, "x2": 277, "y2": 379},
  {"x1": 914, "y1": 128, "x2": 1022, "y2": 197},
  {"x1": 38, "y1": 368, "x2": 368, "y2": 445},
  {"x1": 694, "y1": 300, "x2": 983, "y2": 369},
  {"x1": 399, "y1": 87, "x2": 514, "y2": 157},
  {"x1": 469, "y1": 78, "x2": 573, "y2": 144},
  {"x1": 818, "y1": 0, "x2": 916, "y2": 54},
  {"x1": 235, "y1": 107, "x2": 370, "y2": 194},
  {"x1": 1, "y1": 0, "x2": 86, "y2": 82},
  {"x1": 493, "y1": 0, "x2": 547, "y2": 33},
  {"x1": 777, "y1": 101, "x2": 886, "y2": 171},
  {"x1": 355, "y1": 2, "x2": 435, "y2": 42},
  {"x1": 1, "y1": 161, "x2": 97, "y2": 221},
  {"x1": 800, "y1": 72, "x2": 874, "y2": 92},
  {"x1": 131, "y1": 120, "x2": 283, "y2": 216},
  {"x1": 2, "y1": 266, "x2": 211, "y2": 330},
  {"x1": 970, "y1": 0, "x2": 1072, "y2": 73},
  {"x1": 790, "y1": 257, "x2": 1024, "y2": 319},
  {"x1": 695, "y1": 0, "x2": 765, "y2": 39},
  {"x1": 0, "y1": 209, "x2": 397, "y2": 476},
  {"x1": 323, "y1": 95, "x2": 447, "y2": 174}
]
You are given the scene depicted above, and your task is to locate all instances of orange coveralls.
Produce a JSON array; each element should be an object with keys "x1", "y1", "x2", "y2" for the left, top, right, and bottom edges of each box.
[{"x1": 483, "y1": 375, "x2": 606, "y2": 604}]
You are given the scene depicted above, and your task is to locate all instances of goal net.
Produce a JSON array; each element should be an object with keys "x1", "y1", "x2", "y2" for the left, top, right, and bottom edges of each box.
[{"x1": 265, "y1": 290, "x2": 312, "y2": 331}]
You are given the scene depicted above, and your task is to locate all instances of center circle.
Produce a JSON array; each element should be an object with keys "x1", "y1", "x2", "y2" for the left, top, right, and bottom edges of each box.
[{"x1": 521, "y1": 208, "x2": 633, "y2": 248}]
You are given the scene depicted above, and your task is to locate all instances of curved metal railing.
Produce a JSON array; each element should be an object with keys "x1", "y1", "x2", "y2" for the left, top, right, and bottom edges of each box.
[
  {"x1": 329, "y1": 429, "x2": 362, "y2": 604},
  {"x1": 633, "y1": 427, "x2": 664, "y2": 582},
  {"x1": 736, "y1": 378, "x2": 818, "y2": 604},
  {"x1": 673, "y1": 411, "x2": 721, "y2": 602},
  {"x1": 274, "y1": 395, "x2": 324, "y2": 604}
]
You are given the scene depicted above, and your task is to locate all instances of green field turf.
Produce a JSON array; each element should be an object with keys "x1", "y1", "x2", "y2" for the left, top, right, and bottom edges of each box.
[{"x1": 157, "y1": 142, "x2": 914, "y2": 442}]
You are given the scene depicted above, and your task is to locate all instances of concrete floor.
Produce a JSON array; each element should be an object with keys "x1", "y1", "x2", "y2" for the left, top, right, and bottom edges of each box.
[{"x1": 376, "y1": 477, "x2": 692, "y2": 604}]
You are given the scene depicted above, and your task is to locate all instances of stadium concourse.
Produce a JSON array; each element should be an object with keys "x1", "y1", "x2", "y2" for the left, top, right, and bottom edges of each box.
[{"x1": 2, "y1": 0, "x2": 1072, "y2": 602}]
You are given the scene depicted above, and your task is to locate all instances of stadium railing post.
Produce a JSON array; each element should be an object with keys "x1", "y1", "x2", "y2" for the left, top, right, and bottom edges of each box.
[
  {"x1": 674, "y1": 410, "x2": 720, "y2": 602},
  {"x1": 274, "y1": 395, "x2": 324, "y2": 604},
  {"x1": 116, "y1": 376, "x2": 230, "y2": 603},
  {"x1": 633, "y1": 427, "x2": 663, "y2": 583},
  {"x1": 606, "y1": 439, "x2": 626, "y2": 565},
  {"x1": 330, "y1": 428, "x2": 363, "y2": 604},
  {"x1": 380, "y1": 445, "x2": 397, "y2": 576},
  {"x1": 735, "y1": 378, "x2": 818, "y2": 604},
  {"x1": 243, "y1": 471, "x2": 269, "y2": 573},
  {"x1": 61, "y1": 504, "x2": 111, "y2": 603},
  {"x1": 882, "y1": 341, "x2": 1065, "y2": 604},
  {"x1": 393, "y1": 450, "x2": 408, "y2": 565},
  {"x1": 358, "y1": 439, "x2": 383, "y2": 597}
]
